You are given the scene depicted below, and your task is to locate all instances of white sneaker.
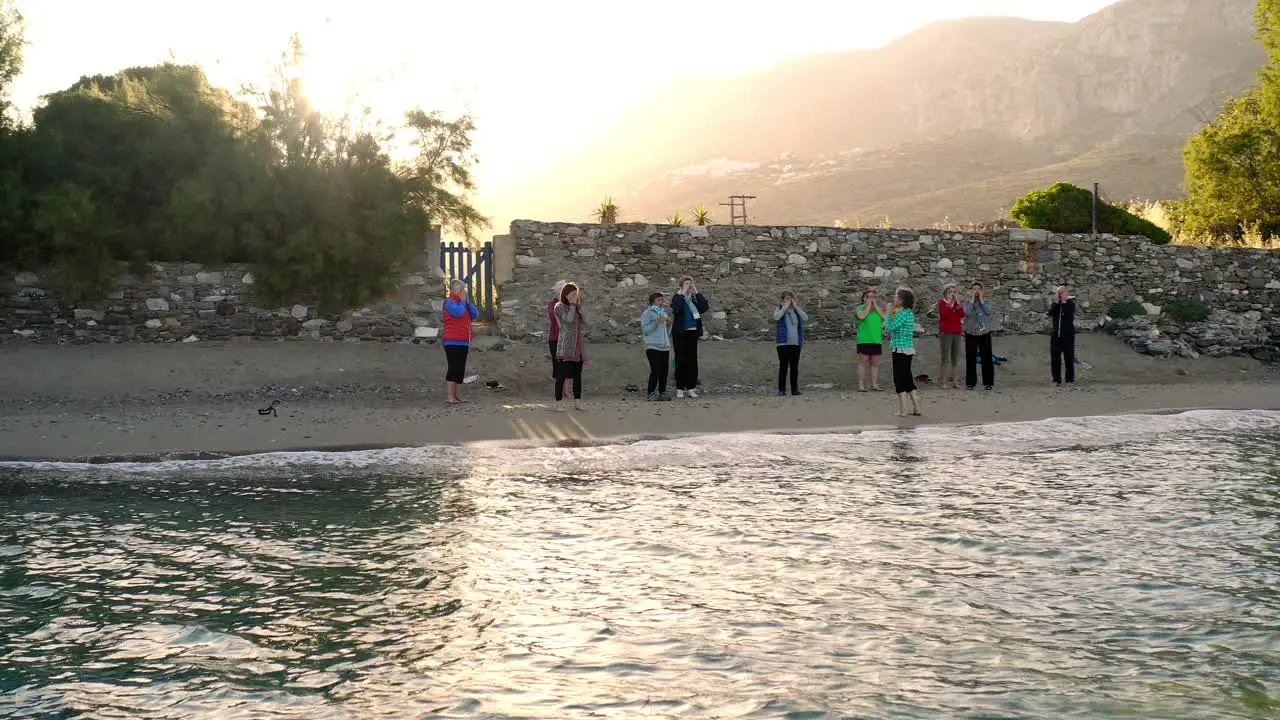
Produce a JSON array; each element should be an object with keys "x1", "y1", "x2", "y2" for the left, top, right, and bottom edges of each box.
[
  {"x1": 688, "y1": 389, "x2": 699, "y2": 398},
  {"x1": 676, "y1": 390, "x2": 686, "y2": 398}
]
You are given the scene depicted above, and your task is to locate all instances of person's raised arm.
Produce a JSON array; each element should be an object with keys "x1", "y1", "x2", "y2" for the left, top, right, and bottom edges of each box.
[
  {"x1": 694, "y1": 293, "x2": 710, "y2": 313},
  {"x1": 554, "y1": 302, "x2": 577, "y2": 324},
  {"x1": 444, "y1": 297, "x2": 466, "y2": 318},
  {"x1": 467, "y1": 300, "x2": 480, "y2": 319},
  {"x1": 795, "y1": 307, "x2": 808, "y2": 322},
  {"x1": 772, "y1": 305, "x2": 786, "y2": 321}
]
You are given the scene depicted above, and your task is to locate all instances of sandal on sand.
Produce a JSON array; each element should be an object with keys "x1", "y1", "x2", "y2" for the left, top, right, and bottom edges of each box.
[
  {"x1": 911, "y1": 411, "x2": 922, "y2": 416},
  {"x1": 872, "y1": 385, "x2": 882, "y2": 392},
  {"x1": 857, "y1": 387, "x2": 868, "y2": 393}
]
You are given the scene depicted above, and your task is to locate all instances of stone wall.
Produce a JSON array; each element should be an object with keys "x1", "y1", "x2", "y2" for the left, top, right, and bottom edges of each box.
[
  {"x1": 2, "y1": 262, "x2": 453, "y2": 344},
  {"x1": 496, "y1": 221, "x2": 1280, "y2": 342},
  {"x1": 7, "y1": 221, "x2": 1278, "y2": 346}
]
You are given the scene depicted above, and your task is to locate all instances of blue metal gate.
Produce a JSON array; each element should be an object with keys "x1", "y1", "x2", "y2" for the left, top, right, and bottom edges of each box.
[{"x1": 440, "y1": 241, "x2": 496, "y2": 321}]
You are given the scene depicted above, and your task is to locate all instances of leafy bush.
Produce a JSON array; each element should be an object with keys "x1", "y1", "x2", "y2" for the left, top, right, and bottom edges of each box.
[
  {"x1": 1107, "y1": 299, "x2": 1147, "y2": 320},
  {"x1": 1011, "y1": 182, "x2": 1172, "y2": 243},
  {"x1": 0, "y1": 35, "x2": 486, "y2": 311},
  {"x1": 1164, "y1": 297, "x2": 1211, "y2": 324}
]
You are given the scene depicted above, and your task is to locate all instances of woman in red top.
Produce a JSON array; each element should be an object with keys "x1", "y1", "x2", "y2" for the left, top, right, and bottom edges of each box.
[{"x1": 937, "y1": 284, "x2": 965, "y2": 389}]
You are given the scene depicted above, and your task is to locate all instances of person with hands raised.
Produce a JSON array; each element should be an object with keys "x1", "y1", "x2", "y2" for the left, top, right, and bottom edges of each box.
[{"x1": 773, "y1": 290, "x2": 807, "y2": 396}]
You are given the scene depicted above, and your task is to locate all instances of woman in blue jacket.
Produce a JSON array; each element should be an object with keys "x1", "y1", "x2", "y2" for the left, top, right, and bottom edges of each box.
[
  {"x1": 640, "y1": 293, "x2": 673, "y2": 401},
  {"x1": 773, "y1": 290, "x2": 807, "y2": 396},
  {"x1": 669, "y1": 276, "x2": 710, "y2": 398}
]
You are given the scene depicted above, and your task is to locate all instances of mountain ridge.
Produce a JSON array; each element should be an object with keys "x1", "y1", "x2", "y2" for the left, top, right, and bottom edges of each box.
[{"x1": 497, "y1": 0, "x2": 1265, "y2": 228}]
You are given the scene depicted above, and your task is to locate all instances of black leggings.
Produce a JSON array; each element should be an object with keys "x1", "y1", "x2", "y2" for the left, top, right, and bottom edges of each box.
[
  {"x1": 673, "y1": 330, "x2": 700, "y2": 391},
  {"x1": 646, "y1": 349, "x2": 670, "y2": 395},
  {"x1": 555, "y1": 360, "x2": 583, "y2": 400},
  {"x1": 892, "y1": 351, "x2": 917, "y2": 394},
  {"x1": 444, "y1": 345, "x2": 468, "y2": 383},
  {"x1": 776, "y1": 345, "x2": 800, "y2": 393},
  {"x1": 1051, "y1": 334, "x2": 1076, "y2": 384},
  {"x1": 965, "y1": 333, "x2": 995, "y2": 389},
  {"x1": 548, "y1": 338, "x2": 559, "y2": 379}
]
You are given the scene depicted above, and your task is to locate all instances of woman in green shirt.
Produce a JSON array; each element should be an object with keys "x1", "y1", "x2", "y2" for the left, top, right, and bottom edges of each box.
[{"x1": 854, "y1": 288, "x2": 885, "y2": 392}]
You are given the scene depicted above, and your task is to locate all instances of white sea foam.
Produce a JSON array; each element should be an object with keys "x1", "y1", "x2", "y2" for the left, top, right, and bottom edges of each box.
[{"x1": 3, "y1": 409, "x2": 1279, "y2": 480}]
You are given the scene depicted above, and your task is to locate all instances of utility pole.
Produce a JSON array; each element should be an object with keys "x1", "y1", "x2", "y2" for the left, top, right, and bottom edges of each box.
[
  {"x1": 1091, "y1": 182, "x2": 1099, "y2": 235},
  {"x1": 719, "y1": 194, "x2": 757, "y2": 225}
]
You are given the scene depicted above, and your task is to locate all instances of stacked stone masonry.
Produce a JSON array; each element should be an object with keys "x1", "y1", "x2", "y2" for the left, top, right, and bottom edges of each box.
[
  {"x1": 2, "y1": 263, "x2": 451, "y2": 344},
  {"x1": 496, "y1": 221, "x2": 1280, "y2": 342},
  {"x1": 4, "y1": 220, "x2": 1278, "y2": 344}
]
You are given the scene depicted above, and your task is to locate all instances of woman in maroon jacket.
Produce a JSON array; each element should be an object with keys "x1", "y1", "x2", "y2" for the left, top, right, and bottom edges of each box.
[
  {"x1": 937, "y1": 284, "x2": 964, "y2": 389},
  {"x1": 546, "y1": 280, "x2": 567, "y2": 379}
]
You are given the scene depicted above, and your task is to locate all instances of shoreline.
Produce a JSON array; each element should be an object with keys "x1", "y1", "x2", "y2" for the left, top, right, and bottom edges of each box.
[
  {"x1": 3, "y1": 393, "x2": 1278, "y2": 464},
  {"x1": 1, "y1": 336, "x2": 1277, "y2": 462}
]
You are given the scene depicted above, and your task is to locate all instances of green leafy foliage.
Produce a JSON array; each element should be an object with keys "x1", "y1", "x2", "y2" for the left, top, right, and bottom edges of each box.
[
  {"x1": 690, "y1": 206, "x2": 712, "y2": 226},
  {"x1": 666, "y1": 209, "x2": 685, "y2": 226},
  {"x1": 1176, "y1": 0, "x2": 1280, "y2": 241},
  {"x1": 1010, "y1": 182, "x2": 1172, "y2": 243},
  {"x1": 1107, "y1": 299, "x2": 1147, "y2": 321},
  {"x1": 0, "y1": 35, "x2": 487, "y2": 311},
  {"x1": 0, "y1": 0, "x2": 22, "y2": 126},
  {"x1": 1164, "y1": 296, "x2": 1211, "y2": 324}
]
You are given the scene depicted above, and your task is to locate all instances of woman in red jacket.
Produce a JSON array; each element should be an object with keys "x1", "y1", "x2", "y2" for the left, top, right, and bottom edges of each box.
[
  {"x1": 442, "y1": 279, "x2": 480, "y2": 404},
  {"x1": 937, "y1": 284, "x2": 964, "y2": 389}
]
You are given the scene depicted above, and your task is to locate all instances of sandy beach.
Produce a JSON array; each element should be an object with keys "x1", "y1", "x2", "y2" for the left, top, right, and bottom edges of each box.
[{"x1": 1, "y1": 333, "x2": 1277, "y2": 461}]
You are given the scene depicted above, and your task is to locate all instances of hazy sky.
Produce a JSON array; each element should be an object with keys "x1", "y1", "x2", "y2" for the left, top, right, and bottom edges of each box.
[{"x1": 10, "y1": 0, "x2": 1117, "y2": 197}]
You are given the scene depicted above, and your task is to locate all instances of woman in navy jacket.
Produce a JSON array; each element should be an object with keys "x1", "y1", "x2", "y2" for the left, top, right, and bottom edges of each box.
[{"x1": 669, "y1": 276, "x2": 711, "y2": 398}]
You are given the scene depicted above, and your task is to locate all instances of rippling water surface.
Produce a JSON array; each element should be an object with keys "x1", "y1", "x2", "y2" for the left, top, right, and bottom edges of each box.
[{"x1": 2, "y1": 410, "x2": 1280, "y2": 719}]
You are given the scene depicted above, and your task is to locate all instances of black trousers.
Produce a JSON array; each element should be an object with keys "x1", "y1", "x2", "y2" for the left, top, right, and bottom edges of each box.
[
  {"x1": 548, "y1": 338, "x2": 559, "y2": 379},
  {"x1": 776, "y1": 345, "x2": 801, "y2": 393},
  {"x1": 444, "y1": 345, "x2": 468, "y2": 383},
  {"x1": 646, "y1": 349, "x2": 670, "y2": 395},
  {"x1": 892, "y1": 351, "x2": 917, "y2": 394},
  {"x1": 555, "y1": 360, "x2": 583, "y2": 400},
  {"x1": 1051, "y1": 334, "x2": 1076, "y2": 384},
  {"x1": 673, "y1": 330, "x2": 700, "y2": 391},
  {"x1": 965, "y1": 333, "x2": 995, "y2": 389}
]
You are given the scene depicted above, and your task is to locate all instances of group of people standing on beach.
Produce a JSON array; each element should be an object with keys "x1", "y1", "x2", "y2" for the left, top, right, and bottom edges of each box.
[{"x1": 440, "y1": 275, "x2": 1079, "y2": 414}]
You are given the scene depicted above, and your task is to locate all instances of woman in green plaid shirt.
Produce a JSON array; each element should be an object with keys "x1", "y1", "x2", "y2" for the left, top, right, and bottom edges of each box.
[{"x1": 883, "y1": 287, "x2": 922, "y2": 417}]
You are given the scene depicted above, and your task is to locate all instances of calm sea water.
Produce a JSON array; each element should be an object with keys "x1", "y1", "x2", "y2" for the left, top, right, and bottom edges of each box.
[{"x1": 2, "y1": 410, "x2": 1279, "y2": 720}]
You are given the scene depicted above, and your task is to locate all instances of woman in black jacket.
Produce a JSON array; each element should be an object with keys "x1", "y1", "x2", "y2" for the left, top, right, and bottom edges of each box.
[{"x1": 1048, "y1": 286, "x2": 1077, "y2": 385}]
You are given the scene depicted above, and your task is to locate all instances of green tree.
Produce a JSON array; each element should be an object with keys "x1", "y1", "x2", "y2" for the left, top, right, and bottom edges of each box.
[
  {"x1": 0, "y1": 0, "x2": 22, "y2": 125},
  {"x1": 401, "y1": 108, "x2": 488, "y2": 241},
  {"x1": 1177, "y1": 0, "x2": 1280, "y2": 241},
  {"x1": 1, "y1": 33, "x2": 488, "y2": 313},
  {"x1": 1010, "y1": 182, "x2": 1172, "y2": 243}
]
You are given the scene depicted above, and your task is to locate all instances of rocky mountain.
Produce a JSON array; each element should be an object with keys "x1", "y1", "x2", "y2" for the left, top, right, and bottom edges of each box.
[{"x1": 506, "y1": 0, "x2": 1265, "y2": 228}]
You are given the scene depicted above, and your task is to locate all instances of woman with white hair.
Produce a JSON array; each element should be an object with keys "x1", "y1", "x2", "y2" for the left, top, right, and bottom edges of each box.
[
  {"x1": 1048, "y1": 285, "x2": 1077, "y2": 385},
  {"x1": 442, "y1": 278, "x2": 479, "y2": 404}
]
